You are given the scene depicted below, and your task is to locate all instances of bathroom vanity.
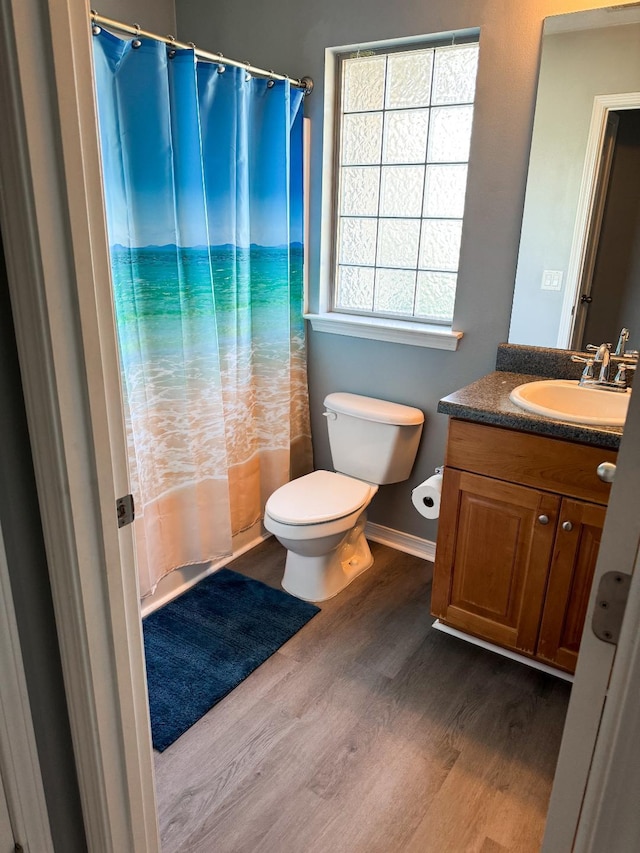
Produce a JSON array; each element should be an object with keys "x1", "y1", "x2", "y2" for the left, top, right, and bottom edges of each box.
[{"x1": 432, "y1": 345, "x2": 623, "y2": 675}]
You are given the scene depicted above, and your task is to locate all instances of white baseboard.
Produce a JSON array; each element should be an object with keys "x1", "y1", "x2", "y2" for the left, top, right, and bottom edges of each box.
[
  {"x1": 365, "y1": 521, "x2": 436, "y2": 562},
  {"x1": 142, "y1": 521, "x2": 434, "y2": 616},
  {"x1": 431, "y1": 619, "x2": 574, "y2": 682}
]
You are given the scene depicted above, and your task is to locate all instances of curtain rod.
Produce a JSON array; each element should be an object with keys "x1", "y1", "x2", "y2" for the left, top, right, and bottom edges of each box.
[{"x1": 90, "y1": 10, "x2": 314, "y2": 95}]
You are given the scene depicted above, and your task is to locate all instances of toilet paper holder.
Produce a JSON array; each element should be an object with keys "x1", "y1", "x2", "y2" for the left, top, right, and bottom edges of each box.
[
  {"x1": 413, "y1": 465, "x2": 444, "y2": 512},
  {"x1": 411, "y1": 465, "x2": 445, "y2": 518}
]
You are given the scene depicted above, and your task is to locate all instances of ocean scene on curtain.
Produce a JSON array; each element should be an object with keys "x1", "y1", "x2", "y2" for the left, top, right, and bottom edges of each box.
[{"x1": 92, "y1": 30, "x2": 312, "y2": 598}]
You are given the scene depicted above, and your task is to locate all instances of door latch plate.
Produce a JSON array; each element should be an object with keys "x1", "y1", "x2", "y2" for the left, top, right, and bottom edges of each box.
[
  {"x1": 591, "y1": 571, "x2": 631, "y2": 645},
  {"x1": 116, "y1": 493, "x2": 135, "y2": 528}
]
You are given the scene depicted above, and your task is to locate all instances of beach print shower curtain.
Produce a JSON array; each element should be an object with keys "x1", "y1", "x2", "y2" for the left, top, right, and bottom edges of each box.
[{"x1": 93, "y1": 30, "x2": 311, "y2": 598}]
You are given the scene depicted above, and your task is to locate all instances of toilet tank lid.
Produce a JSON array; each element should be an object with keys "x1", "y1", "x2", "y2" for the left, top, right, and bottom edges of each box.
[{"x1": 324, "y1": 392, "x2": 424, "y2": 425}]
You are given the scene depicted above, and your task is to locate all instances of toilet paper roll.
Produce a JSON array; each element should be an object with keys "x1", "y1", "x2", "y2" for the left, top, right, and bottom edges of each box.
[{"x1": 411, "y1": 473, "x2": 443, "y2": 520}]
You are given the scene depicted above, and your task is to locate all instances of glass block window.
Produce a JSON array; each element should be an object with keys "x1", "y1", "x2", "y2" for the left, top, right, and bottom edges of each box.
[{"x1": 334, "y1": 41, "x2": 479, "y2": 324}]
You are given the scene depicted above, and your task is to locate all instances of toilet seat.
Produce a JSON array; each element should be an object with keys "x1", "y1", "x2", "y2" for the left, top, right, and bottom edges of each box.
[{"x1": 265, "y1": 470, "x2": 375, "y2": 525}]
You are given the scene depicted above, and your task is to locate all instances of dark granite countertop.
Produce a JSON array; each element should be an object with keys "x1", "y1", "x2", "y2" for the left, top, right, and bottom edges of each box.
[{"x1": 437, "y1": 345, "x2": 625, "y2": 450}]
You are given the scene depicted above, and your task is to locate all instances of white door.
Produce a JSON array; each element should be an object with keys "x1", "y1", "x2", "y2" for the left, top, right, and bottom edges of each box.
[
  {"x1": 568, "y1": 111, "x2": 618, "y2": 351},
  {"x1": 557, "y1": 93, "x2": 640, "y2": 349},
  {"x1": 574, "y1": 546, "x2": 640, "y2": 851},
  {"x1": 0, "y1": 774, "x2": 13, "y2": 853},
  {"x1": 543, "y1": 364, "x2": 640, "y2": 850}
]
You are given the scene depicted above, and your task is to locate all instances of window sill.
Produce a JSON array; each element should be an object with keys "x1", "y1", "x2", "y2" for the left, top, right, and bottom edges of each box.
[{"x1": 304, "y1": 312, "x2": 463, "y2": 350}]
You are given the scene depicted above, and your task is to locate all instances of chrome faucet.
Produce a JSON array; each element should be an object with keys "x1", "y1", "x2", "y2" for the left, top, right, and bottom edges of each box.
[
  {"x1": 571, "y1": 328, "x2": 637, "y2": 392},
  {"x1": 592, "y1": 342, "x2": 611, "y2": 383}
]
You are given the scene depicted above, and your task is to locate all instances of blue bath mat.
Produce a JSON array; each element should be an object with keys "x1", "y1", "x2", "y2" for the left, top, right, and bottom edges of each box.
[{"x1": 143, "y1": 568, "x2": 319, "y2": 751}]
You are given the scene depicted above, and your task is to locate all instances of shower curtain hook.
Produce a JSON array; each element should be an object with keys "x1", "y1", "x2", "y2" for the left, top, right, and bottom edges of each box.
[
  {"x1": 131, "y1": 23, "x2": 142, "y2": 49},
  {"x1": 267, "y1": 70, "x2": 275, "y2": 89},
  {"x1": 217, "y1": 52, "x2": 226, "y2": 74},
  {"x1": 90, "y1": 9, "x2": 102, "y2": 35},
  {"x1": 244, "y1": 60, "x2": 252, "y2": 82},
  {"x1": 167, "y1": 35, "x2": 177, "y2": 59}
]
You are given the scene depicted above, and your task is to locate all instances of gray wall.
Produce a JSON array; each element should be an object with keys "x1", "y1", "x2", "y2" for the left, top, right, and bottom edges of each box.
[
  {"x1": 98, "y1": 0, "x2": 176, "y2": 34},
  {"x1": 176, "y1": 0, "x2": 619, "y2": 543},
  {"x1": 509, "y1": 23, "x2": 640, "y2": 347}
]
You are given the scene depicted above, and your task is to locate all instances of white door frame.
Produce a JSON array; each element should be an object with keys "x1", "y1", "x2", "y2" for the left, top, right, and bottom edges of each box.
[
  {"x1": 0, "y1": 520, "x2": 54, "y2": 852},
  {"x1": 0, "y1": 0, "x2": 158, "y2": 850},
  {"x1": 556, "y1": 92, "x2": 640, "y2": 349}
]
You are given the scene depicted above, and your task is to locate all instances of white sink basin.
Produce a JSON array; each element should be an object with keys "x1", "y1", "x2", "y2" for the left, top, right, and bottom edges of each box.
[{"x1": 509, "y1": 379, "x2": 630, "y2": 426}]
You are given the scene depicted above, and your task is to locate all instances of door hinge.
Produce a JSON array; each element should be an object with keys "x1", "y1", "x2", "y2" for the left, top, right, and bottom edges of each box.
[
  {"x1": 591, "y1": 571, "x2": 631, "y2": 645},
  {"x1": 116, "y1": 493, "x2": 135, "y2": 528}
]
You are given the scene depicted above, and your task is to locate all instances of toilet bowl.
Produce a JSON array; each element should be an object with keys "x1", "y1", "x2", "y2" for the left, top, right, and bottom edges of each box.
[
  {"x1": 264, "y1": 470, "x2": 378, "y2": 601},
  {"x1": 264, "y1": 393, "x2": 424, "y2": 602}
]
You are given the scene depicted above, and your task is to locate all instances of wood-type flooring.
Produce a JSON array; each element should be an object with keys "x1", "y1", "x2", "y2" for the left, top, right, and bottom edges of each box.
[{"x1": 154, "y1": 537, "x2": 570, "y2": 853}]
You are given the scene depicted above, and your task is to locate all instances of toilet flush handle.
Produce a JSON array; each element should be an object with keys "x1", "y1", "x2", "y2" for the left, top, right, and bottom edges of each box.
[{"x1": 323, "y1": 411, "x2": 337, "y2": 420}]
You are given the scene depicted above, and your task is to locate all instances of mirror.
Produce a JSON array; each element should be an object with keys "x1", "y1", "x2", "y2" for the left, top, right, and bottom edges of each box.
[{"x1": 509, "y1": 4, "x2": 640, "y2": 352}]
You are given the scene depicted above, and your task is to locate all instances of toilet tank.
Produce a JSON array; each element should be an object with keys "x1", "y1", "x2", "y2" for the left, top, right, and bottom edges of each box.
[{"x1": 324, "y1": 393, "x2": 424, "y2": 485}]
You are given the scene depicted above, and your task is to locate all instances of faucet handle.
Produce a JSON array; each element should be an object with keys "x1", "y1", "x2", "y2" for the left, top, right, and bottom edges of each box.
[
  {"x1": 586, "y1": 343, "x2": 611, "y2": 354},
  {"x1": 613, "y1": 362, "x2": 635, "y2": 388},
  {"x1": 571, "y1": 354, "x2": 595, "y2": 381},
  {"x1": 614, "y1": 364, "x2": 627, "y2": 385}
]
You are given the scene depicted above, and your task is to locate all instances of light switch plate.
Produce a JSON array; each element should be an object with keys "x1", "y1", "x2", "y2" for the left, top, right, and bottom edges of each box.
[{"x1": 541, "y1": 270, "x2": 563, "y2": 291}]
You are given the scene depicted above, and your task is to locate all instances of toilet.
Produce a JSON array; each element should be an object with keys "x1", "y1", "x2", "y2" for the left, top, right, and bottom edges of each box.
[{"x1": 264, "y1": 392, "x2": 424, "y2": 601}]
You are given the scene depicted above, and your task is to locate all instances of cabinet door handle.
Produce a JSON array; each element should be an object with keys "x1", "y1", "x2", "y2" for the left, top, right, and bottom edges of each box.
[
  {"x1": 597, "y1": 462, "x2": 616, "y2": 483},
  {"x1": 538, "y1": 514, "x2": 549, "y2": 525},
  {"x1": 562, "y1": 521, "x2": 573, "y2": 532}
]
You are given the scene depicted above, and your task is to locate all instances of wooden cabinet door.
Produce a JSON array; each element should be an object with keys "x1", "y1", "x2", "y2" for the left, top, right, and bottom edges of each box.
[
  {"x1": 536, "y1": 498, "x2": 606, "y2": 673},
  {"x1": 432, "y1": 469, "x2": 559, "y2": 654}
]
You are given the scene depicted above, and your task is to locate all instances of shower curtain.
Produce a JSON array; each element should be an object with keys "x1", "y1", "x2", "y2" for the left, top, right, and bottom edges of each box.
[{"x1": 93, "y1": 29, "x2": 312, "y2": 598}]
